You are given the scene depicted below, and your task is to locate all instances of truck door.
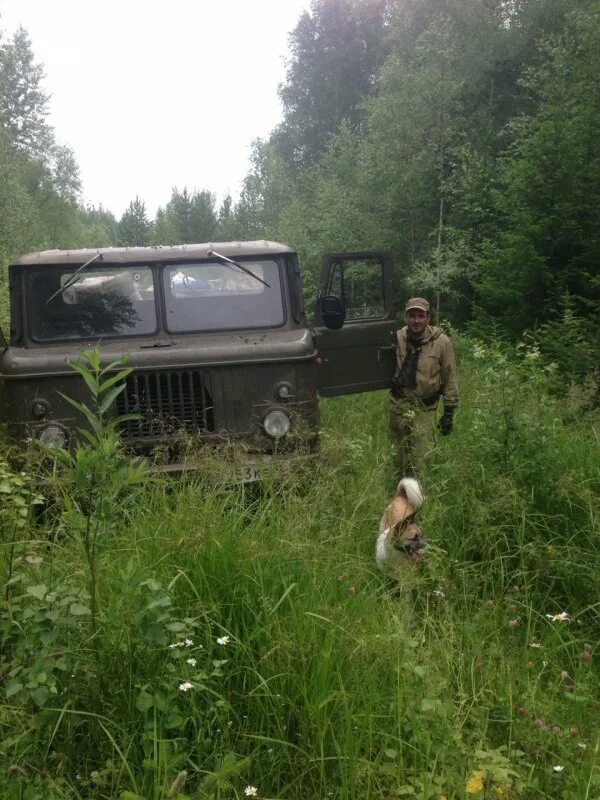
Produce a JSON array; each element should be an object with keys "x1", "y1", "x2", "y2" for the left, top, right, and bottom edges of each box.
[{"x1": 313, "y1": 251, "x2": 397, "y2": 397}]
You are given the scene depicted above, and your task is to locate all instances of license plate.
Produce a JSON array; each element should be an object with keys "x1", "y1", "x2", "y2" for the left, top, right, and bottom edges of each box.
[{"x1": 240, "y1": 463, "x2": 260, "y2": 483}]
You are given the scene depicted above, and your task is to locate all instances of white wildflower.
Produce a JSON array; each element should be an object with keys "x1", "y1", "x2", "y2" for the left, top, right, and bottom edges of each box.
[
  {"x1": 186, "y1": 657, "x2": 197, "y2": 667},
  {"x1": 184, "y1": 638, "x2": 194, "y2": 647},
  {"x1": 216, "y1": 635, "x2": 230, "y2": 646},
  {"x1": 578, "y1": 742, "x2": 587, "y2": 749},
  {"x1": 552, "y1": 765, "x2": 564, "y2": 773},
  {"x1": 434, "y1": 589, "x2": 445, "y2": 598},
  {"x1": 169, "y1": 642, "x2": 183, "y2": 649},
  {"x1": 546, "y1": 612, "x2": 572, "y2": 622},
  {"x1": 244, "y1": 786, "x2": 258, "y2": 797},
  {"x1": 179, "y1": 681, "x2": 193, "y2": 692},
  {"x1": 529, "y1": 642, "x2": 543, "y2": 648},
  {"x1": 473, "y1": 343, "x2": 486, "y2": 359}
]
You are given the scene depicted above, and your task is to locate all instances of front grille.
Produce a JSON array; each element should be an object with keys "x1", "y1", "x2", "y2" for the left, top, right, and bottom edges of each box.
[{"x1": 115, "y1": 370, "x2": 215, "y2": 439}]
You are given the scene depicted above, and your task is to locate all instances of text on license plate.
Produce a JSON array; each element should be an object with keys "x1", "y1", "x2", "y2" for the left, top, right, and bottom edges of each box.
[{"x1": 240, "y1": 464, "x2": 260, "y2": 483}]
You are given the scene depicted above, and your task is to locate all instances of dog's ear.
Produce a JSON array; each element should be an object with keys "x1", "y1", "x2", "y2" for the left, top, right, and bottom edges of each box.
[{"x1": 390, "y1": 518, "x2": 407, "y2": 539}]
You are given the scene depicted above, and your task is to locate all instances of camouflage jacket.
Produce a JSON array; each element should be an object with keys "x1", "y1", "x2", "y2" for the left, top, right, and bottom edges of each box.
[{"x1": 394, "y1": 325, "x2": 459, "y2": 408}]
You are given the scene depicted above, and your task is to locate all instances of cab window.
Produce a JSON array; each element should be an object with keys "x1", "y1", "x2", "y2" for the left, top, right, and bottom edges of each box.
[
  {"x1": 332, "y1": 257, "x2": 385, "y2": 320},
  {"x1": 26, "y1": 266, "x2": 157, "y2": 341},
  {"x1": 162, "y1": 259, "x2": 285, "y2": 332}
]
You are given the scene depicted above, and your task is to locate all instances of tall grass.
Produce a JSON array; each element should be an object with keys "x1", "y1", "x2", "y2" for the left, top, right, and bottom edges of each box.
[{"x1": 1, "y1": 335, "x2": 599, "y2": 799}]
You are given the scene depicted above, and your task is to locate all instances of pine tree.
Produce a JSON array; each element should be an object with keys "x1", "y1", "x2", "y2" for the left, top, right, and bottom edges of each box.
[
  {"x1": 0, "y1": 26, "x2": 52, "y2": 158},
  {"x1": 118, "y1": 197, "x2": 152, "y2": 246},
  {"x1": 190, "y1": 190, "x2": 217, "y2": 242}
]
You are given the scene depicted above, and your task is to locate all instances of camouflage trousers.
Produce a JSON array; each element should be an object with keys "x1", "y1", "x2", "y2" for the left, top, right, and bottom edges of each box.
[{"x1": 389, "y1": 395, "x2": 438, "y2": 480}]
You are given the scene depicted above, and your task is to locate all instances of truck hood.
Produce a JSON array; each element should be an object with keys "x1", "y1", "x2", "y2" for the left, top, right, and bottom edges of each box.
[{"x1": 0, "y1": 329, "x2": 317, "y2": 379}]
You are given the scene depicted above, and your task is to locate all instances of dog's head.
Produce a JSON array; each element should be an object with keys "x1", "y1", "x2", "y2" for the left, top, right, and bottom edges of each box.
[{"x1": 391, "y1": 513, "x2": 428, "y2": 558}]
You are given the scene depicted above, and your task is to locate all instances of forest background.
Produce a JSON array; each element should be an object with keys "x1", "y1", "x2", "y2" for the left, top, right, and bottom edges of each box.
[
  {"x1": 1, "y1": 2, "x2": 600, "y2": 798},
  {"x1": 1, "y1": 0, "x2": 599, "y2": 383}
]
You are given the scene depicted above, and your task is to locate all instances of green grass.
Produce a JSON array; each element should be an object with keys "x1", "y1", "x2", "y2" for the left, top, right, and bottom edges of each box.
[{"x1": 1, "y1": 337, "x2": 599, "y2": 799}]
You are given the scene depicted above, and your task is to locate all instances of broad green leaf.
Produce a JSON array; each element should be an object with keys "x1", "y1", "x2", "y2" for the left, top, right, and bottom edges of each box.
[
  {"x1": 77, "y1": 428, "x2": 99, "y2": 446},
  {"x1": 153, "y1": 691, "x2": 170, "y2": 712},
  {"x1": 69, "y1": 602, "x2": 91, "y2": 616},
  {"x1": 26, "y1": 583, "x2": 48, "y2": 600},
  {"x1": 166, "y1": 621, "x2": 186, "y2": 632},
  {"x1": 144, "y1": 624, "x2": 168, "y2": 645},
  {"x1": 146, "y1": 595, "x2": 172, "y2": 610},
  {"x1": 99, "y1": 383, "x2": 127, "y2": 415},
  {"x1": 57, "y1": 392, "x2": 102, "y2": 435},
  {"x1": 136, "y1": 690, "x2": 154, "y2": 712},
  {"x1": 5, "y1": 680, "x2": 23, "y2": 697},
  {"x1": 99, "y1": 368, "x2": 133, "y2": 393},
  {"x1": 164, "y1": 713, "x2": 185, "y2": 729},
  {"x1": 66, "y1": 360, "x2": 99, "y2": 397},
  {"x1": 101, "y1": 358, "x2": 131, "y2": 376},
  {"x1": 142, "y1": 578, "x2": 162, "y2": 592},
  {"x1": 39, "y1": 629, "x2": 56, "y2": 645}
]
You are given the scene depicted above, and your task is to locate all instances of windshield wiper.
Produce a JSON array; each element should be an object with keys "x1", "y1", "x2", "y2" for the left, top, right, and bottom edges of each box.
[
  {"x1": 207, "y1": 250, "x2": 270, "y2": 288},
  {"x1": 45, "y1": 252, "x2": 104, "y2": 304}
]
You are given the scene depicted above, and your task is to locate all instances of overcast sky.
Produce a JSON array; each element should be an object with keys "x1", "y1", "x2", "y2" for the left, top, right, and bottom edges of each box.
[{"x1": 0, "y1": 0, "x2": 311, "y2": 218}]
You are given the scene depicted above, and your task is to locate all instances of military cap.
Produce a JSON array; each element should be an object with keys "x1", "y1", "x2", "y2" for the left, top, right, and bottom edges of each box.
[{"x1": 405, "y1": 297, "x2": 430, "y2": 313}]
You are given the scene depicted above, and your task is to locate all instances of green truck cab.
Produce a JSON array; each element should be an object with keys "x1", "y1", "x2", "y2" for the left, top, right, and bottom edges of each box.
[{"x1": 0, "y1": 241, "x2": 396, "y2": 477}]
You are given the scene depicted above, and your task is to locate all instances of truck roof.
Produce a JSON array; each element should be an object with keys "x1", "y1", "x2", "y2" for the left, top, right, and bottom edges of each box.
[{"x1": 13, "y1": 241, "x2": 295, "y2": 266}]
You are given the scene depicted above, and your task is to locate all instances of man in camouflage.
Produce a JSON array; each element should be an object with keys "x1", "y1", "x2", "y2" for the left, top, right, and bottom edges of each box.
[{"x1": 389, "y1": 297, "x2": 459, "y2": 479}]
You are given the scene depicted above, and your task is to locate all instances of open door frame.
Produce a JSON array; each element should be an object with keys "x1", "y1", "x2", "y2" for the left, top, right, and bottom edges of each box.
[{"x1": 313, "y1": 250, "x2": 397, "y2": 397}]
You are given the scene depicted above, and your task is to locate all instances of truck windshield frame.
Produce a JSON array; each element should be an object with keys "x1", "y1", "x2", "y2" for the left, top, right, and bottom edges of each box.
[
  {"x1": 162, "y1": 258, "x2": 286, "y2": 333},
  {"x1": 26, "y1": 265, "x2": 158, "y2": 342}
]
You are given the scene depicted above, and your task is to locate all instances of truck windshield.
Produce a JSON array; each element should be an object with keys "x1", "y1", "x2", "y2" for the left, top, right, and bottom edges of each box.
[
  {"x1": 27, "y1": 266, "x2": 157, "y2": 341},
  {"x1": 163, "y1": 259, "x2": 285, "y2": 332}
]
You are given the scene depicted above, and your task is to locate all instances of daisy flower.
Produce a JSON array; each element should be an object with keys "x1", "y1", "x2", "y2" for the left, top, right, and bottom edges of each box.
[
  {"x1": 179, "y1": 681, "x2": 193, "y2": 692},
  {"x1": 216, "y1": 635, "x2": 230, "y2": 646},
  {"x1": 546, "y1": 612, "x2": 572, "y2": 622}
]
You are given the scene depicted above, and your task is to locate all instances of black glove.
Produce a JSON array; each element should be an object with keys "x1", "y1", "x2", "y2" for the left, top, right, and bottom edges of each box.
[
  {"x1": 437, "y1": 407, "x2": 455, "y2": 436},
  {"x1": 390, "y1": 376, "x2": 404, "y2": 399}
]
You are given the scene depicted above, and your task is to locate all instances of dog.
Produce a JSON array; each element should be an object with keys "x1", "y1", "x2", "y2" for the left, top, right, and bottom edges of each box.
[{"x1": 376, "y1": 477, "x2": 427, "y2": 577}]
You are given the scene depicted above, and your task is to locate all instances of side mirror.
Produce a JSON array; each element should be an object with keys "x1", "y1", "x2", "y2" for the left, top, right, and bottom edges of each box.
[{"x1": 321, "y1": 295, "x2": 345, "y2": 330}]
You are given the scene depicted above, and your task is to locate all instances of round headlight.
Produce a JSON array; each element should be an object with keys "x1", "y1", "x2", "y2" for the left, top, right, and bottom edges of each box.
[
  {"x1": 262, "y1": 409, "x2": 290, "y2": 439},
  {"x1": 276, "y1": 383, "x2": 294, "y2": 401},
  {"x1": 32, "y1": 400, "x2": 49, "y2": 419},
  {"x1": 38, "y1": 425, "x2": 67, "y2": 449}
]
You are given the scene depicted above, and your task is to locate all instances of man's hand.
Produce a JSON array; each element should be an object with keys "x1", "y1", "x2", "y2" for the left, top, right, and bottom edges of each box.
[
  {"x1": 390, "y1": 376, "x2": 404, "y2": 399},
  {"x1": 437, "y1": 407, "x2": 455, "y2": 436}
]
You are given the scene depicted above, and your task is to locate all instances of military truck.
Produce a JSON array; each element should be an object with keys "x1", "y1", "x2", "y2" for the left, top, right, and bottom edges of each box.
[{"x1": 0, "y1": 242, "x2": 396, "y2": 479}]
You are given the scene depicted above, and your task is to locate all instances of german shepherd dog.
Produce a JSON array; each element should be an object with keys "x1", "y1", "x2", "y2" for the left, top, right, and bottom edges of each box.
[{"x1": 376, "y1": 477, "x2": 427, "y2": 577}]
